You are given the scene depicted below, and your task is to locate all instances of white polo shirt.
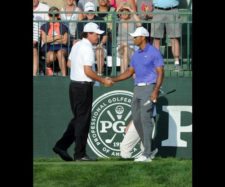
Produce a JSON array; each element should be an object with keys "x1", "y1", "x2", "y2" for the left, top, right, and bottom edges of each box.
[{"x1": 69, "y1": 38, "x2": 95, "y2": 82}]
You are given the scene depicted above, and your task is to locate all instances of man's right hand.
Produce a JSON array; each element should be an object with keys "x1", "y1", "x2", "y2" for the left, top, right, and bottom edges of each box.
[{"x1": 102, "y1": 77, "x2": 114, "y2": 87}]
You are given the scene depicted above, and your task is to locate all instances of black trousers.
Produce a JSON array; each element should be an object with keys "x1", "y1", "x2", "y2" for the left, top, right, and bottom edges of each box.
[{"x1": 55, "y1": 81, "x2": 93, "y2": 159}]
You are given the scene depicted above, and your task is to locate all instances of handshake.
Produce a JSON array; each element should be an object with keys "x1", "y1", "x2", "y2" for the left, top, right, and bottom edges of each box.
[{"x1": 101, "y1": 77, "x2": 114, "y2": 87}]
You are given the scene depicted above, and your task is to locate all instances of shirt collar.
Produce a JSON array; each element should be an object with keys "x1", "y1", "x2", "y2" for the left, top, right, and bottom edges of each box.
[
  {"x1": 137, "y1": 43, "x2": 150, "y2": 53},
  {"x1": 82, "y1": 38, "x2": 92, "y2": 46}
]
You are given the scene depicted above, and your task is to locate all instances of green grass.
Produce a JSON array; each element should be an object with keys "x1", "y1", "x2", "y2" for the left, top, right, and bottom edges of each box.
[{"x1": 34, "y1": 157, "x2": 192, "y2": 187}]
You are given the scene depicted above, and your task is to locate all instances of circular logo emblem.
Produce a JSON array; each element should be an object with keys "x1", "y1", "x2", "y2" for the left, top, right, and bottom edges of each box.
[{"x1": 88, "y1": 90, "x2": 142, "y2": 158}]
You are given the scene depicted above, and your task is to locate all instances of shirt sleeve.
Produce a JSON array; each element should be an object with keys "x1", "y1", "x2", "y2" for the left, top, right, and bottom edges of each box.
[
  {"x1": 130, "y1": 55, "x2": 135, "y2": 68},
  {"x1": 40, "y1": 23, "x2": 47, "y2": 33},
  {"x1": 61, "y1": 23, "x2": 69, "y2": 35},
  {"x1": 154, "y1": 50, "x2": 164, "y2": 67}
]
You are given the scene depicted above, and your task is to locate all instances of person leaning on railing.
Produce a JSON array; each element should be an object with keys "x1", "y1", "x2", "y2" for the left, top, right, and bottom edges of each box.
[
  {"x1": 40, "y1": 6, "x2": 69, "y2": 76},
  {"x1": 151, "y1": 0, "x2": 182, "y2": 72}
]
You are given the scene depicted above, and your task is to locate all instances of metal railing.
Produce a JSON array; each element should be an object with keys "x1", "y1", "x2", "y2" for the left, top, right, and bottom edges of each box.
[{"x1": 33, "y1": 9, "x2": 192, "y2": 77}]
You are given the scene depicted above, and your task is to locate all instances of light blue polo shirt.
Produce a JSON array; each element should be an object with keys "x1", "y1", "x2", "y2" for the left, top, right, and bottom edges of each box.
[
  {"x1": 153, "y1": 0, "x2": 179, "y2": 8},
  {"x1": 130, "y1": 43, "x2": 164, "y2": 85}
]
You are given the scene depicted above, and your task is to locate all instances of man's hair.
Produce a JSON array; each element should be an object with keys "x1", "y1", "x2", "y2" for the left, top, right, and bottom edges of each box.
[{"x1": 81, "y1": 32, "x2": 88, "y2": 38}]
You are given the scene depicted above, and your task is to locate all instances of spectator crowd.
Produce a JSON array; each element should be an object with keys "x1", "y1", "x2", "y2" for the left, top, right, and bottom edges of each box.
[{"x1": 33, "y1": 0, "x2": 185, "y2": 76}]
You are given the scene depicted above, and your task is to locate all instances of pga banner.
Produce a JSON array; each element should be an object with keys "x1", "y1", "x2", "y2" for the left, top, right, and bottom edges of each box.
[{"x1": 87, "y1": 90, "x2": 192, "y2": 158}]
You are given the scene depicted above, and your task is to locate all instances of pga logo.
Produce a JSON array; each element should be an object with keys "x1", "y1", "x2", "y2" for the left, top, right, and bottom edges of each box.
[{"x1": 87, "y1": 90, "x2": 142, "y2": 158}]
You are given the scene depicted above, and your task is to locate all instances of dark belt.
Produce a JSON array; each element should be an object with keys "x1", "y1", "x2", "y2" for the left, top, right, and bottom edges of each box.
[
  {"x1": 154, "y1": 6, "x2": 178, "y2": 10},
  {"x1": 71, "y1": 80, "x2": 93, "y2": 85}
]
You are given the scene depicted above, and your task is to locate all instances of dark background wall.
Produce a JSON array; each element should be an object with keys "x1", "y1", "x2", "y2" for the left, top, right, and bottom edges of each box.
[{"x1": 33, "y1": 77, "x2": 192, "y2": 159}]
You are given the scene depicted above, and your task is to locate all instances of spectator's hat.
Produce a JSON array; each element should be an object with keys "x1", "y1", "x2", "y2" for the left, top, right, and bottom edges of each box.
[
  {"x1": 129, "y1": 27, "x2": 149, "y2": 37},
  {"x1": 84, "y1": 2, "x2": 96, "y2": 12},
  {"x1": 49, "y1": 6, "x2": 60, "y2": 14},
  {"x1": 83, "y1": 22, "x2": 104, "y2": 34}
]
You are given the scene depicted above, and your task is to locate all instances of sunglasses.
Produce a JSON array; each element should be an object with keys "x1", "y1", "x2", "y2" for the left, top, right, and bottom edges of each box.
[{"x1": 49, "y1": 13, "x2": 59, "y2": 17}]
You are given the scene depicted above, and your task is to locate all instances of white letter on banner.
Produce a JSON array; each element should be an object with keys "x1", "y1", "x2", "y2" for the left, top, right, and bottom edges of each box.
[{"x1": 161, "y1": 106, "x2": 192, "y2": 147}]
